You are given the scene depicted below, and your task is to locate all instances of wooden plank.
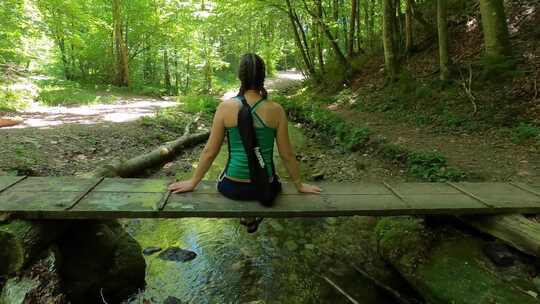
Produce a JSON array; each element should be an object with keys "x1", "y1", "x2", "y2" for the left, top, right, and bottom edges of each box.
[
  {"x1": 510, "y1": 182, "x2": 540, "y2": 198},
  {"x1": 0, "y1": 190, "x2": 81, "y2": 211},
  {"x1": 0, "y1": 178, "x2": 539, "y2": 219},
  {"x1": 94, "y1": 178, "x2": 169, "y2": 193},
  {"x1": 192, "y1": 181, "x2": 393, "y2": 195},
  {"x1": 390, "y1": 183, "x2": 461, "y2": 195},
  {"x1": 403, "y1": 194, "x2": 492, "y2": 214},
  {"x1": 0, "y1": 176, "x2": 27, "y2": 193},
  {"x1": 162, "y1": 193, "x2": 411, "y2": 217},
  {"x1": 450, "y1": 182, "x2": 540, "y2": 209},
  {"x1": 72, "y1": 192, "x2": 164, "y2": 213},
  {"x1": 65, "y1": 177, "x2": 105, "y2": 210},
  {"x1": 10, "y1": 177, "x2": 99, "y2": 192}
]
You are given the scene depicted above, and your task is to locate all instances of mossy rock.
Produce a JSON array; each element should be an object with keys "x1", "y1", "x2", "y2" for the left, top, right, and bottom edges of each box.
[{"x1": 376, "y1": 217, "x2": 540, "y2": 304}]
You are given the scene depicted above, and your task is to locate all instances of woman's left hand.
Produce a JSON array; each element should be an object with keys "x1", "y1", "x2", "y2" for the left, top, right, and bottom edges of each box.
[{"x1": 168, "y1": 180, "x2": 197, "y2": 193}]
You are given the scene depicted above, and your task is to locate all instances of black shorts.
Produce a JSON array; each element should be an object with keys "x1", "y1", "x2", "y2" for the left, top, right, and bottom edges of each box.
[{"x1": 217, "y1": 173, "x2": 282, "y2": 201}]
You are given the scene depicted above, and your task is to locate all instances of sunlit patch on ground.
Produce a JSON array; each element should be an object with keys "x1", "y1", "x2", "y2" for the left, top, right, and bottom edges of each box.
[
  {"x1": 221, "y1": 71, "x2": 304, "y2": 101},
  {"x1": 3, "y1": 98, "x2": 178, "y2": 129}
]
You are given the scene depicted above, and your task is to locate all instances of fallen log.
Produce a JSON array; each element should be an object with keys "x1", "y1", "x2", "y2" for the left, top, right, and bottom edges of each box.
[
  {"x1": 93, "y1": 131, "x2": 209, "y2": 178},
  {"x1": 0, "y1": 220, "x2": 69, "y2": 275},
  {"x1": 0, "y1": 122, "x2": 206, "y2": 300},
  {"x1": 376, "y1": 217, "x2": 540, "y2": 304},
  {"x1": 460, "y1": 214, "x2": 540, "y2": 257}
]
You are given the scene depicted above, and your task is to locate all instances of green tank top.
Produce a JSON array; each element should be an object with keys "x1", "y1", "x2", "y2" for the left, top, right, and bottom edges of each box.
[{"x1": 224, "y1": 97, "x2": 277, "y2": 179}]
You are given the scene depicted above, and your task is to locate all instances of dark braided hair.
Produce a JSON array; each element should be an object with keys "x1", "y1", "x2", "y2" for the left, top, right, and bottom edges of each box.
[{"x1": 238, "y1": 53, "x2": 268, "y2": 99}]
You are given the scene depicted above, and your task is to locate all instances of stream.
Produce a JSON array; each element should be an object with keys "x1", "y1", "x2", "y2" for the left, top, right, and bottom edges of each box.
[{"x1": 125, "y1": 125, "x2": 406, "y2": 304}]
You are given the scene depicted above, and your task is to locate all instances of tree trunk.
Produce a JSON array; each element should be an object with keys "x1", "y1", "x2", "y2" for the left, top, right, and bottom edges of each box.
[
  {"x1": 437, "y1": 0, "x2": 451, "y2": 81},
  {"x1": 112, "y1": 0, "x2": 129, "y2": 87},
  {"x1": 163, "y1": 48, "x2": 171, "y2": 95},
  {"x1": 173, "y1": 50, "x2": 179, "y2": 95},
  {"x1": 316, "y1": 0, "x2": 325, "y2": 73},
  {"x1": 405, "y1": 0, "x2": 413, "y2": 53},
  {"x1": 293, "y1": 11, "x2": 314, "y2": 72},
  {"x1": 383, "y1": 0, "x2": 398, "y2": 80},
  {"x1": 285, "y1": 0, "x2": 315, "y2": 76},
  {"x1": 348, "y1": 0, "x2": 358, "y2": 58},
  {"x1": 185, "y1": 50, "x2": 191, "y2": 93},
  {"x1": 93, "y1": 131, "x2": 210, "y2": 178},
  {"x1": 300, "y1": 0, "x2": 349, "y2": 69},
  {"x1": 478, "y1": 0, "x2": 511, "y2": 58}
]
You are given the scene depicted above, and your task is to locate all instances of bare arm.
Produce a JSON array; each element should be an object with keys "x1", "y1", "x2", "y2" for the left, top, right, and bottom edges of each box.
[
  {"x1": 169, "y1": 104, "x2": 226, "y2": 193},
  {"x1": 276, "y1": 105, "x2": 321, "y2": 194}
]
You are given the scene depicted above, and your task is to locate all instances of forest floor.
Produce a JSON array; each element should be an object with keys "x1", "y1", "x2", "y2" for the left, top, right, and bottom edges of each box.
[
  {"x1": 0, "y1": 71, "x2": 402, "y2": 184},
  {"x1": 337, "y1": 106, "x2": 540, "y2": 184}
]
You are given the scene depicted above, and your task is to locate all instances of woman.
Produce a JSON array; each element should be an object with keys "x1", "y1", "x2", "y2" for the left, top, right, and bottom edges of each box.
[{"x1": 168, "y1": 53, "x2": 321, "y2": 232}]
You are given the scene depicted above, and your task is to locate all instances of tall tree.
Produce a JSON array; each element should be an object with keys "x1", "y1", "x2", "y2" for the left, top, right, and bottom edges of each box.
[
  {"x1": 315, "y1": 0, "x2": 325, "y2": 72},
  {"x1": 348, "y1": 0, "x2": 358, "y2": 58},
  {"x1": 163, "y1": 48, "x2": 171, "y2": 94},
  {"x1": 285, "y1": 0, "x2": 315, "y2": 76},
  {"x1": 112, "y1": 0, "x2": 129, "y2": 86},
  {"x1": 405, "y1": 0, "x2": 414, "y2": 53},
  {"x1": 437, "y1": 0, "x2": 450, "y2": 81},
  {"x1": 478, "y1": 0, "x2": 511, "y2": 58},
  {"x1": 382, "y1": 0, "x2": 398, "y2": 79}
]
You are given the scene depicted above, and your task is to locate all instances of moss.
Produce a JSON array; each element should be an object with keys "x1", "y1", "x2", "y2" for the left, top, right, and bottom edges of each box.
[
  {"x1": 376, "y1": 218, "x2": 540, "y2": 304},
  {"x1": 375, "y1": 217, "x2": 435, "y2": 273},
  {"x1": 415, "y1": 239, "x2": 540, "y2": 304}
]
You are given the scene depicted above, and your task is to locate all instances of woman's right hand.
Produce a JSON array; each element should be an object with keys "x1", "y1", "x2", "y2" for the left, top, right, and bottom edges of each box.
[
  {"x1": 297, "y1": 183, "x2": 322, "y2": 194},
  {"x1": 168, "y1": 179, "x2": 197, "y2": 194}
]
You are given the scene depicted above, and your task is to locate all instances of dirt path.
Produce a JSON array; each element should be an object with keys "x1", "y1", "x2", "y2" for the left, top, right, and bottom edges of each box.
[
  {"x1": 339, "y1": 108, "x2": 540, "y2": 184},
  {"x1": 0, "y1": 71, "x2": 312, "y2": 177},
  {"x1": 2, "y1": 97, "x2": 178, "y2": 129}
]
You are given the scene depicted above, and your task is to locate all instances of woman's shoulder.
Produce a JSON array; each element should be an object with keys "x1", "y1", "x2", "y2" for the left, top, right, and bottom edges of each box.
[{"x1": 264, "y1": 99, "x2": 284, "y2": 112}]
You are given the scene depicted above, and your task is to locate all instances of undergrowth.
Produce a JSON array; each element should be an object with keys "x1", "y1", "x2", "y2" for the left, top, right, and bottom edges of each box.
[
  {"x1": 276, "y1": 92, "x2": 469, "y2": 182},
  {"x1": 37, "y1": 79, "x2": 121, "y2": 106},
  {"x1": 0, "y1": 87, "x2": 28, "y2": 111},
  {"x1": 178, "y1": 95, "x2": 219, "y2": 116},
  {"x1": 512, "y1": 122, "x2": 540, "y2": 144}
]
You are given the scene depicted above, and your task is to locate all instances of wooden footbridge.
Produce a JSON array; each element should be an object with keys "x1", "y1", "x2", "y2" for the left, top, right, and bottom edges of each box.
[{"x1": 0, "y1": 176, "x2": 539, "y2": 219}]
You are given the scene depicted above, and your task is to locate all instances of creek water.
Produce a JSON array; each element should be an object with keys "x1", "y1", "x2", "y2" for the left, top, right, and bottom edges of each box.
[{"x1": 126, "y1": 125, "x2": 402, "y2": 304}]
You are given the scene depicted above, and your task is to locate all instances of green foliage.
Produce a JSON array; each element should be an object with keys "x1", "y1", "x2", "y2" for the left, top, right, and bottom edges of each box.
[
  {"x1": 340, "y1": 127, "x2": 372, "y2": 151},
  {"x1": 478, "y1": 55, "x2": 519, "y2": 82},
  {"x1": 37, "y1": 80, "x2": 119, "y2": 106},
  {"x1": 139, "y1": 107, "x2": 189, "y2": 134},
  {"x1": 406, "y1": 151, "x2": 466, "y2": 182},
  {"x1": 379, "y1": 144, "x2": 408, "y2": 163},
  {"x1": 179, "y1": 95, "x2": 219, "y2": 115},
  {"x1": 512, "y1": 123, "x2": 540, "y2": 144},
  {"x1": 0, "y1": 88, "x2": 28, "y2": 112},
  {"x1": 277, "y1": 93, "x2": 372, "y2": 151}
]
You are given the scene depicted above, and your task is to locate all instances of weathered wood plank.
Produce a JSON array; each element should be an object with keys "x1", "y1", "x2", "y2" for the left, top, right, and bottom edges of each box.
[
  {"x1": 0, "y1": 178, "x2": 539, "y2": 219},
  {"x1": 73, "y1": 192, "x2": 164, "y2": 212},
  {"x1": 10, "y1": 177, "x2": 100, "y2": 192},
  {"x1": 94, "y1": 178, "x2": 170, "y2": 193},
  {"x1": 451, "y1": 183, "x2": 540, "y2": 208},
  {"x1": 0, "y1": 176, "x2": 27, "y2": 193},
  {"x1": 0, "y1": 190, "x2": 81, "y2": 211}
]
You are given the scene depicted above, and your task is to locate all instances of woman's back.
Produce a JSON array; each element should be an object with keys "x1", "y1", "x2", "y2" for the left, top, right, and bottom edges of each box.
[{"x1": 221, "y1": 94, "x2": 281, "y2": 180}]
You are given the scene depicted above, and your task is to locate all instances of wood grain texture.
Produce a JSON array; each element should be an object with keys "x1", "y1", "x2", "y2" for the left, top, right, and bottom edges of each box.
[{"x1": 0, "y1": 177, "x2": 538, "y2": 219}]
